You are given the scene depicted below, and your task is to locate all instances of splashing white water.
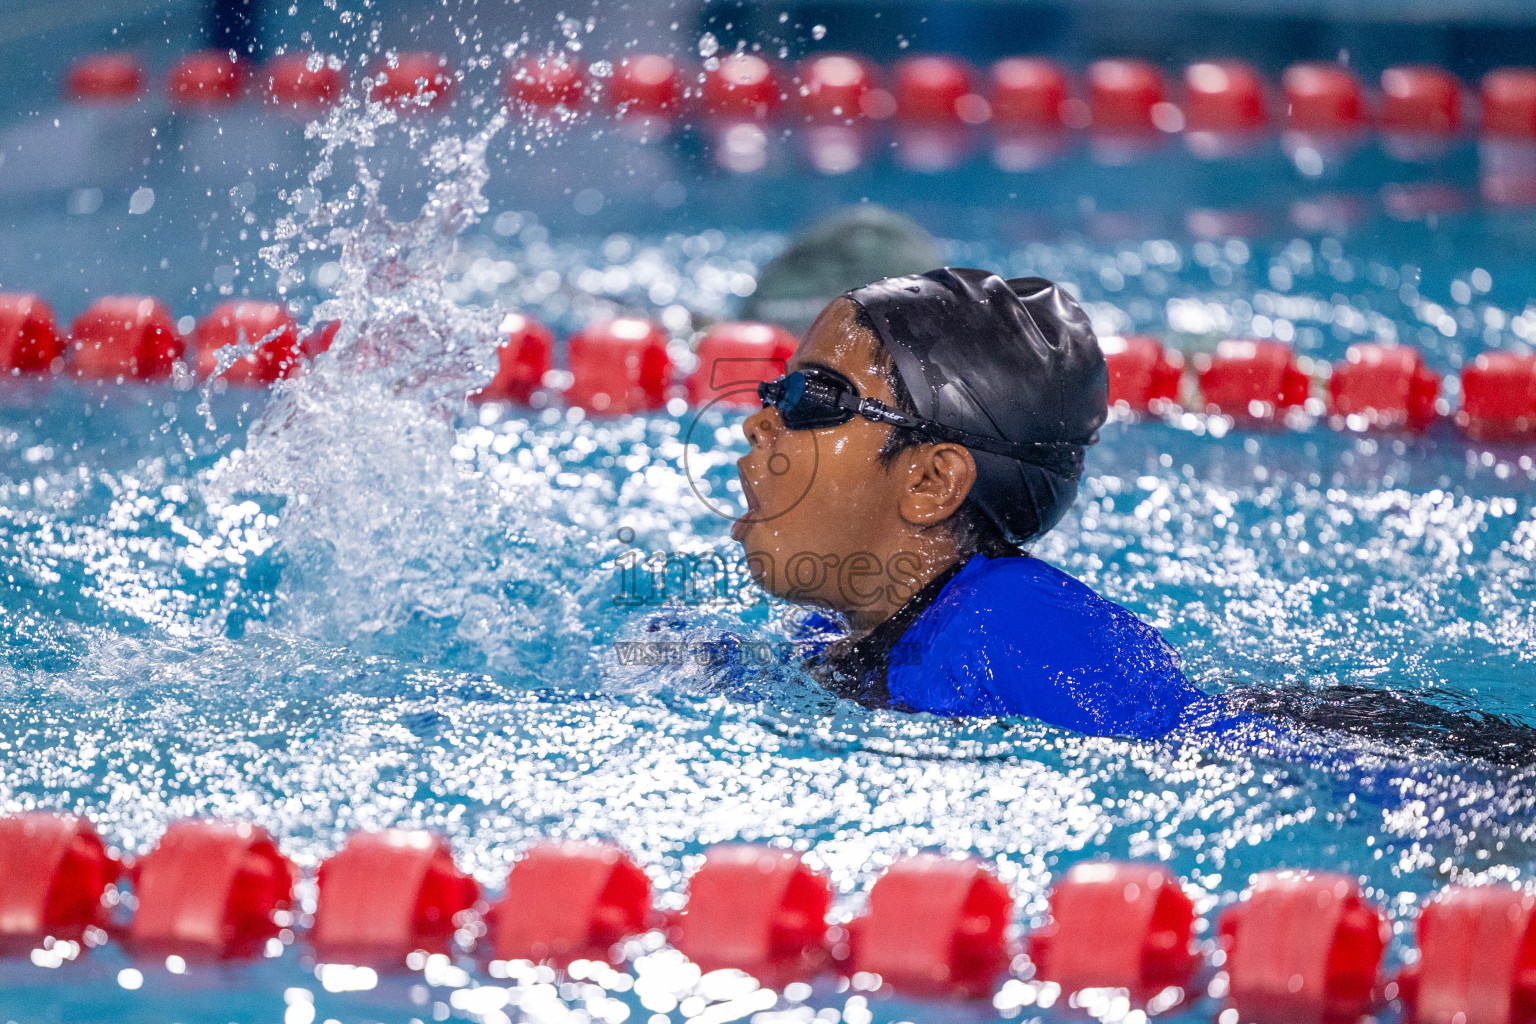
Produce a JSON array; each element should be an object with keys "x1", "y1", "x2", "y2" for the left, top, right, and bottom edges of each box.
[{"x1": 198, "y1": 100, "x2": 605, "y2": 679}]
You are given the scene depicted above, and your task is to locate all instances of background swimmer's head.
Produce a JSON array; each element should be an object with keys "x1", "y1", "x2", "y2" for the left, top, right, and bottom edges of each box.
[{"x1": 734, "y1": 269, "x2": 1106, "y2": 630}]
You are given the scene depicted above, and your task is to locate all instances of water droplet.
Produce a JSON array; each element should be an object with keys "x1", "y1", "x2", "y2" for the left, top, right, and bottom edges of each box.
[
  {"x1": 811, "y1": 24, "x2": 827, "y2": 40},
  {"x1": 698, "y1": 33, "x2": 719, "y2": 58}
]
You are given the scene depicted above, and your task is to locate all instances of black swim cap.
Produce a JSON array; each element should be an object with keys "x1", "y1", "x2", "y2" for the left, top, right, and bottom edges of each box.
[{"x1": 844, "y1": 267, "x2": 1107, "y2": 546}]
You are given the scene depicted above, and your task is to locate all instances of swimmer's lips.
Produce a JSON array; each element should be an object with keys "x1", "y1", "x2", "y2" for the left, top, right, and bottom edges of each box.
[{"x1": 731, "y1": 470, "x2": 760, "y2": 541}]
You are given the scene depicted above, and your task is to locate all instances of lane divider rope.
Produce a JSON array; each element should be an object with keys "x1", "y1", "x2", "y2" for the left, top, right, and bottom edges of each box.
[
  {"x1": 59, "y1": 49, "x2": 1536, "y2": 148},
  {"x1": 5, "y1": 294, "x2": 1533, "y2": 442},
  {"x1": 1, "y1": 813, "x2": 1529, "y2": 1023}
]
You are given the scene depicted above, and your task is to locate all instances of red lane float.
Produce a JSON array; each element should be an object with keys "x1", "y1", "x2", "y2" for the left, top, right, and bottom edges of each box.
[
  {"x1": 802, "y1": 123, "x2": 870, "y2": 174},
  {"x1": 65, "y1": 54, "x2": 146, "y2": 103},
  {"x1": 264, "y1": 53, "x2": 346, "y2": 109},
  {"x1": 0, "y1": 813, "x2": 119, "y2": 954},
  {"x1": 1481, "y1": 69, "x2": 1536, "y2": 139},
  {"x1": 69, "y1": 296, "x2": 183, "y2": 381},
  {"x1": 894, "y1": 124, "x2": 974, "y2": 172},
  {"x1": 1195, "y1": 339, "x2": 1310, "y2": 419},
  {"x1": 1102, "y1": 335, "x2": 1183, "y2": 412},
  {"x1": 686, "y1": 321, "x2": 796, "y2": 407},
  {"x1": 1217, "y1": 871, "x2": 1387, "y2": 1024},
  {"x1": 564, "y1": 317, "x2": 672, "y2": 414},
  {"x1": 893, "y1": 55, "x2": 981, "y2": 124},
  {"x1": 11, "y1": 801, "x2": 1536, "y2": 1013},
  {"x1": 703, "y1": 54, "x2": 780, "y2": 120},
  {"x1": 672, "y1": 845, "x2": 830, "y2": 979},
  {"x1": 302, "y1": 320, "x2": 341, "y2": 360},
  {"x1": 195, "y1": 301, "x2": 301, "y2": 385},
  {"x1": 1458, "y1": 351, "x2": 1536, "y2": 438},
  {"x1": 129, "y1": 820, "x2": 293, "y2": 960},
  {"x1": 1283, "y1": 63, "x2": 1366, "y2": 133},
  {"x1": 1087, "y1": 58, "x2": 1165, "y2": 132},
  {"x1": 1478, "y1": 139, "x2": 1536, "y2": 208},
  {"x1": 1184, "y1": 60, "x2": 1267, "y2": 132},
  {"x1": 989, "y1": 58, "x2": 1068, "y2": 129},
  {"x1": 1397, "y1": 886, "x2": 1536, "y2": 1024},
  {"x1": 1382, "y1": 66, "x2": 1462, "y2": 135},
  {"x1": 1028, "y1": 861, "x2": 1197, "y2": 996},
  {"x1": 490, "y1": 842, "x2": 650, "y2": 964},
  {"x1": 1328, "y1": 343, "x2": 1440, "y2": 431},
  {"x1": 798, "y1": 54, "x2": 874, "y2": 121},
  {"x1": 474, "y1": 313, "x2": 554, "y2": 405},
  {"x1": 609, "y1": 55, "x2": 681, "y2": 116},
  {"x1": 0, "y1": 293, "x2": 65, "y2": 374},
  {"x1": 850, "y1": 853, "x2": 1011, "y2": 997},
  {"x1": 508, "y1": 56, "x2": 586, "y2": 111},
  {"x1": 311, "y1": 830, "x2": 479, "y2": 965},
  {"x1": 373, "y1": 52, "x2": 456, "y2": 111},
  {"x1": 168, "y1": 50, "x2": 246, "y2": 108}
]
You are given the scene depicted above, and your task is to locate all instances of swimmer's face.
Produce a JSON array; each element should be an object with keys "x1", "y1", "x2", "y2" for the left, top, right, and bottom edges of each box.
[{"x1": 734, "y1": 299, "x2": 923, "y2": 614}]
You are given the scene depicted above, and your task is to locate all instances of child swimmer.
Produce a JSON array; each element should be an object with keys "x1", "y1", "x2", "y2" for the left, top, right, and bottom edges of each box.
[{"x1": 733, "y1": 267, "x2": 1221, "y2": 740}]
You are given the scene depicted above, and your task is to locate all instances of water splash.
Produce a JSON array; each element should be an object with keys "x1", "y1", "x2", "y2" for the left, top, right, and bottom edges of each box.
[{"x1": 194, "y1": 100, "x2": 608, "y2": 680}]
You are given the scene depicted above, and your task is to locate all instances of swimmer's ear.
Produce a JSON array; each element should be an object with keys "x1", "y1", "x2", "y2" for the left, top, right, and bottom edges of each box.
[{"x1": 896, "y1": 442, "x2": 976, "y2": 527}]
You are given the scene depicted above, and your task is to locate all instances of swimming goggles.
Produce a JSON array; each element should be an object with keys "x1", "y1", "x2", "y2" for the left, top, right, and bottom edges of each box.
[{"x1": 757, "y1": 365, "x2": 1084, "y2": 477}]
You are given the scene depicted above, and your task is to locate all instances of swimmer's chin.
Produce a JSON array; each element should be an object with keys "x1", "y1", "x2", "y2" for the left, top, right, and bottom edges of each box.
[{"x1": 734, "y1": 535, "x2": 781, "y2": 593}]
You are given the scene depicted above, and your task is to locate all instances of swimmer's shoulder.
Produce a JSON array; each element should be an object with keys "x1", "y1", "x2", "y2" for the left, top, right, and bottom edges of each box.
[
  {"x1": 892, "y1": 553, "x2": 1206, "y2": 736},
  {"x1": 942, "y1": 553, "x2": 1184, "y2": 671},
  {"x1": 925, "y1": 552, "x2": 1120, "y2": 624}
]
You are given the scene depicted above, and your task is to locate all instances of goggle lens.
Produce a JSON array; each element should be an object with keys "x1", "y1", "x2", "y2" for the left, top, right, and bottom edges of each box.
[{"x1": 758, "y1": 367, "x2": 859, "y2": 430}]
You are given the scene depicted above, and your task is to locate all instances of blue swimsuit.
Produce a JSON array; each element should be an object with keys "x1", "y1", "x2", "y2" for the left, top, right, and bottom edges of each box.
[{"x1": 811, "y1": 553, "x2": 1216, "y2": 740}]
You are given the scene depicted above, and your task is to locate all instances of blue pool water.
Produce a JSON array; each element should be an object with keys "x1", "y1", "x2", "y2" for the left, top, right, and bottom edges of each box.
[{"x1": 5, "y1": 6, "x2": 1536, "y2": 1024}]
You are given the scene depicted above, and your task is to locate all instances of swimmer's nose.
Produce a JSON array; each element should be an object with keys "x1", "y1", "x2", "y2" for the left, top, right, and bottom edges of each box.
[{"x1": 742, "y1": 405, "x2": 782, "y2": 449}]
